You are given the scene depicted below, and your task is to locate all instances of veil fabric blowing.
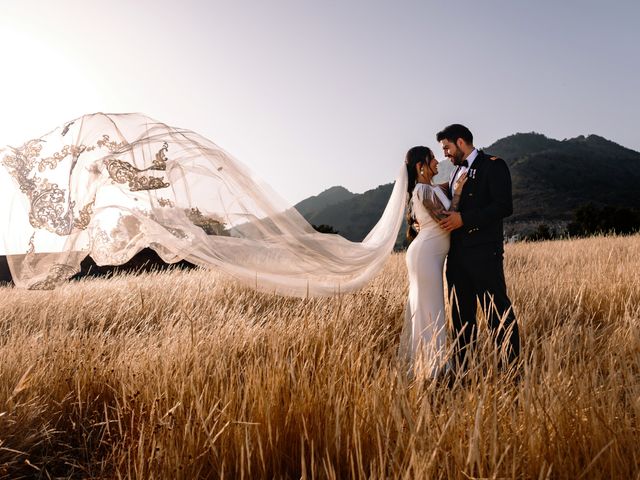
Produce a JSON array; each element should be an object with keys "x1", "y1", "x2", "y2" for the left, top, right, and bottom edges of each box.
[{"x1": 0, "y1": 113, "x2": 407, "y2": 296}]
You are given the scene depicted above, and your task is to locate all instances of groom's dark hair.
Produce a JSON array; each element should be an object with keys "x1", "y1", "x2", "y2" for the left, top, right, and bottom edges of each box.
[{"x1": 436, "y1": 124, "x2": 473, "y2": 145}]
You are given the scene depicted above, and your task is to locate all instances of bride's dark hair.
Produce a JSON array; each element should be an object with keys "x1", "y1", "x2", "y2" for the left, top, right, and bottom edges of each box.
[{"x1": 405, "y1": 146, "x2": 434, "y2": 244}]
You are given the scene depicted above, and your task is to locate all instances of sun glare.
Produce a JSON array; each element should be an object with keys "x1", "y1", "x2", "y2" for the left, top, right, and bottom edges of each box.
[{"x1": 0, "y1": 24, "x2": 104, "y2": 146}]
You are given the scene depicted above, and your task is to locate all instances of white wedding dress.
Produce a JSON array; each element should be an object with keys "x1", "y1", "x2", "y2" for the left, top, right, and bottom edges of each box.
[
  {"x1": 0, "y1": 113, "x2": 407, "y2": 295},
  {"x1": 400, "y1": 183, "x2": 451, "y2": 378}
]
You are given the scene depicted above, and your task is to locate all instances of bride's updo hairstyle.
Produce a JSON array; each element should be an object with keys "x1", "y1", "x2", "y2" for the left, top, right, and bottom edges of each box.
[{"x1": 405, "y1": 146, "x2": 433, "y2": 244}]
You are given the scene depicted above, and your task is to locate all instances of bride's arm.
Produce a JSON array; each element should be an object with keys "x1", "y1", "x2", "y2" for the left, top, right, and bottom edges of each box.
[{"x1": 419, "y1": 185, "x2": 447, "y2": 222}]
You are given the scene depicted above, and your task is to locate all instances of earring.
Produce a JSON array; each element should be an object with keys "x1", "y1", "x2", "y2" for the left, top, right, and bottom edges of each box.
[{"x1": 419, "y1": 169, "x2": 424, "y2": 175}]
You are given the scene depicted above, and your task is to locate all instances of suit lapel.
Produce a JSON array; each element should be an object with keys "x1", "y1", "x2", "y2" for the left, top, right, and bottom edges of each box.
[
  {"x1": 451, "y1": 151, "x2": 487, "y2": 202},
  {"x1": 469, "y1": 150, "x2": 486, "y2": 179},
  {"x1": 449, "y1": 166, "x2": 461, "y2": 194},
  {"x1": 459, "y1": 151, "x2": 485, "y2": 208}
]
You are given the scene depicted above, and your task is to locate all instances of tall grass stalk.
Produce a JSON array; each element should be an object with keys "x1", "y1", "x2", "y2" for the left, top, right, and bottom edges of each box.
[{"x1": 0, "y1": 234, "x2": 638, "y2": 478}]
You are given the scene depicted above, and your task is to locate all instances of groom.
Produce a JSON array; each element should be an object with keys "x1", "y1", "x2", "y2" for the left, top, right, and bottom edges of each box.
[{"x1": 437, "y1": 124, "x2": 520, "y2": 371}]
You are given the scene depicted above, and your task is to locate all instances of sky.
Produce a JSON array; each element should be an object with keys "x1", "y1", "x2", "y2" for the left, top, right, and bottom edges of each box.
[{"x1": 0, "y1": 0, "x2": 638, "y2": 204}]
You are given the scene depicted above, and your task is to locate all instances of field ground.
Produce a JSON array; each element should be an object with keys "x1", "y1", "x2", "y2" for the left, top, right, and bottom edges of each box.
[{"x1": 0, "y1": 234, "x2": 639, "y2": 479}]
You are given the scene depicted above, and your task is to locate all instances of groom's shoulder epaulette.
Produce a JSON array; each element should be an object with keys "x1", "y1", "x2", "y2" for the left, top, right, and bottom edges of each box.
[{"x1": 478, "y1": 150, "x2": 502, "y2": 162}]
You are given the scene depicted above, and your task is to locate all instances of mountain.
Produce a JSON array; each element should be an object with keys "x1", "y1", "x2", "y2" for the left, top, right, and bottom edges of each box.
[
  {"x1": 294, "y1": 186, "x2": 355, "y2": 221},
  {"x1": 294, "y1": 133, "x2": 640, "y2": 241},
  {"x1": 487, "y1": 133, "x2": 640, "y2": 223},
  {"x1": 485, "y1": 132, "x2": 561, "y2": 160},
  {"x1": 300, "y1": 183, "x2": 396, "y2": 242},
  {"x1": 294, "y1": 159, "x2": 455, "y2": 244}
]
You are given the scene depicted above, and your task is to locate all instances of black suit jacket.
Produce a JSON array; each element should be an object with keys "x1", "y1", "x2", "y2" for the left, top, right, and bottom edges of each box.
[{"x1": 449, "y1": 150, "x2": 513, "y2": 253}]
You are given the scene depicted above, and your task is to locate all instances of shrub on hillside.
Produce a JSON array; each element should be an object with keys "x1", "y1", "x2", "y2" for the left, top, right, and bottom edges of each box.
[{"x1": 567, "y1": 203, "x2": 640, "y2": 237}]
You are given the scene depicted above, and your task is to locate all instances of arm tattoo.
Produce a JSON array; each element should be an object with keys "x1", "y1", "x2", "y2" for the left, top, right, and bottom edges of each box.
[
  {"x1": 421, "y1": 187, "x2": 448, "y2": 222},
  {"x1": 450, "y1": 193, "x2": 462, "y2": 212}
]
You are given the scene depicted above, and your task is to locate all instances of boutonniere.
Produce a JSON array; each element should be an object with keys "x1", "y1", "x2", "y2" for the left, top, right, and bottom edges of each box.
[{"x1": 468, "y1": 168, "x2": 477, "y2": 179}]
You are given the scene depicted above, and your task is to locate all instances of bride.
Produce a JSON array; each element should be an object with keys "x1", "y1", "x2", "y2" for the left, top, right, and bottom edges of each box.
[
  {"x1": 0, "y1": 112, "x2": 408, "y2": 294},
  {"x1": 400, "y1": 146, "x2": 466, "y2": 379}
]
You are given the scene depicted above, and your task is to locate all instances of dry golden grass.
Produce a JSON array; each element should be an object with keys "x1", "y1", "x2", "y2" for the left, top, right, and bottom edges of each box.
[{"x1": 0, "y1": 234, "x2": 639, "y2": 479}]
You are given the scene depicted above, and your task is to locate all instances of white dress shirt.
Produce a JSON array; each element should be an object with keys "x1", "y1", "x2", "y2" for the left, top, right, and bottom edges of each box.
[{"x1": 451, "y1": 148, "x2": 478, "y2": 192}]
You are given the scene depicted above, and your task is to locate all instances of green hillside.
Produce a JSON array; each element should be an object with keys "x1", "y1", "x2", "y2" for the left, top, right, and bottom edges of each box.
[{"x1": 295, "y1": 133, "x2": 640, "y2": 242}]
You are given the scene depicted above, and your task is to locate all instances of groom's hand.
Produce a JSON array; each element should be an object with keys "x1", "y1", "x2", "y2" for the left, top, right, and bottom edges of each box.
[{"x1": 439, "y1": 211, "x2": 463, "y2": 232}]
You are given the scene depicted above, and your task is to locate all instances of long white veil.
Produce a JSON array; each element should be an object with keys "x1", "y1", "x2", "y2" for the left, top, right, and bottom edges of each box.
[{"x1": 0, "y1": 113, "x2": 407, "y2": 296}]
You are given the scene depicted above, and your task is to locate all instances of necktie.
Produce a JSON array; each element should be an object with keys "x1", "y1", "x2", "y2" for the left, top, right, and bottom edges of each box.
[{"x1": 461, "y1": 160, "x2": 469, "y2": 168}]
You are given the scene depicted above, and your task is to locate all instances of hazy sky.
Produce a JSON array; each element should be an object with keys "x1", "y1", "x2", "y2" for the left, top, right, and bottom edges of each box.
[{"x1": 0, "y1": 0, "x2": 638, "y2": 203}]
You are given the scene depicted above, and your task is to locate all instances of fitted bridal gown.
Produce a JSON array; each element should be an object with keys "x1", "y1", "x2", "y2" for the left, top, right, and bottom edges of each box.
[{"x1": 400, "y1": 183, "x2": 451, "y2": 378}]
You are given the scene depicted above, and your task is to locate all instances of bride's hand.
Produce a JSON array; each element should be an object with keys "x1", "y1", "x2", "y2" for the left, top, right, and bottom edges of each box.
[{"x1": 454, "y1": 172, "x2": 468, "y2": 195}]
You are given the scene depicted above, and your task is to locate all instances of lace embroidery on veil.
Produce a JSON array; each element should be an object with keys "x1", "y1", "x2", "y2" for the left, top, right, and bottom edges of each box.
[{"x1": 0, "y1": 113, "x2": 407, "y2": 296}]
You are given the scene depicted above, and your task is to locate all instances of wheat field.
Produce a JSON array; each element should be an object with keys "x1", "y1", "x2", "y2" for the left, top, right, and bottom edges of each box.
[{"x1": 0, "y1": 234, "x2": 638, "y2": 479}]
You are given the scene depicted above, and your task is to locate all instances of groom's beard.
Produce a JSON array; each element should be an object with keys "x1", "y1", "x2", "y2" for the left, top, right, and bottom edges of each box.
[{"x1": 450, "y1": 149, "x2": 466, "y2": 166}]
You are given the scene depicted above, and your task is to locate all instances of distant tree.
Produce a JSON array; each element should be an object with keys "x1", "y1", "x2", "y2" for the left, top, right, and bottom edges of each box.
[
  {"x1": 568, "y1": 203, "x2": 600, "y2": 236},
  {"x1": 313, "y1": 224, "x2": 339, "y2": 234},
  {"x1": 74, "y1": 248, "x2": 196, "y2": 280},
  {"x1": 567, "y1": 203, "x2": 640, "y2": 237},
  {"x1": 526, "y1": 223, "x2": 556, "y2": 241},
  {"x1": 0, "y1": 256, "x2": 11, "y2": 284}
]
